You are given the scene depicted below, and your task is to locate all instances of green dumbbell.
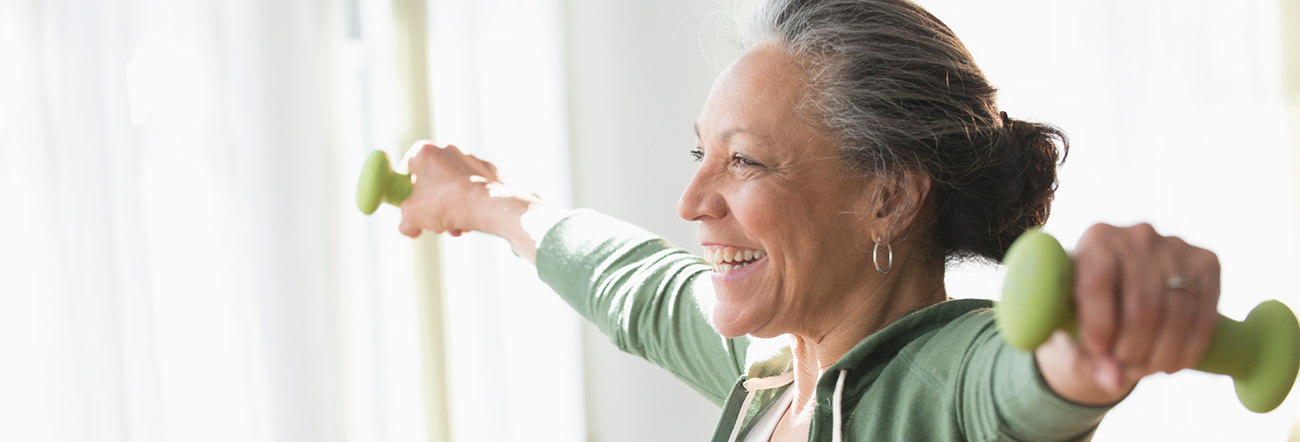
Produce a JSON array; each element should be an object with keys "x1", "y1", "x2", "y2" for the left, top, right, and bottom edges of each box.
[
  {"x1": 997, "y1": 230, "x2": 1300, "y2": 413},
  {"x1": 356, "y1": 150, "x2": 412, "y2": 215}
]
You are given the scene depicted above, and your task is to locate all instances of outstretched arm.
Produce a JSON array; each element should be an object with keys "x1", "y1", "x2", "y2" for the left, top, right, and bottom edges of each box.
[{"x1": 395, "y1": 141, "x2": 747, "y2": 403}]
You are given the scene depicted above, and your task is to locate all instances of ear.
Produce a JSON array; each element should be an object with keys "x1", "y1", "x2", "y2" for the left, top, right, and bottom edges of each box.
[{"x1": 866, "y1": 168, "x2": 931, "y2": 243}]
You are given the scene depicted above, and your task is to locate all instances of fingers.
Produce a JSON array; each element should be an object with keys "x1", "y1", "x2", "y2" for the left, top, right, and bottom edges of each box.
[
  {"x1": 1146, "y1": 286, "x2": 1196, "y2": 373},
  {"x1": 1073, "y1": 224, "x2": 1136, "y2": 394},
  {"x1": 399, "y1": 217, "x2": 423, "y2": 238},
  {"x1": 1111, "y1": 225, "x2": 1166, "y2": 373},
  {"x1": 1142, "y1": 236, "x2": 1206, "y2": 374},
  {"x1": 399, "y1": 196, "x2": 450, "y2": 238},
  {"x1": 1179, "y1": 249, "x2": 1222, "y2": 370},
  {"x1": 391, "y1": 141, "x2": 505, "y2": 238},
  {"x1": 1074, "y1": 224, "x2": 1121, "y2": 358},
  {"x1": 1071, "y1": 223, "x2": 1220, "y2": 386},
  {"x1": 1036, "y1": 329, "x2": 1130, "y2": 404},
  {"x1": 398, "y1": 212, "x2": 467, "y2": 239},
  {"x1": 1094, "y1": 356, "x2": 1126, "y2": 394}
]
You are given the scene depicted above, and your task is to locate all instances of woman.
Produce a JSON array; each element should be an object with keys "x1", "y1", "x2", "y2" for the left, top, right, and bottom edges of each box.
[{"x1": 397, "y1": 0, "x2": 1221, "y2": 440}]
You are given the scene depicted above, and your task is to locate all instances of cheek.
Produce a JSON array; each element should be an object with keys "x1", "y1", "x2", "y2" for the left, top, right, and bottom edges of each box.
[
  {"x1": 706, "y1": 187, "x2": 810, "y2": 338},
  {"x1": 732, "y1": 185, "x2": 781, "y2": 221}
]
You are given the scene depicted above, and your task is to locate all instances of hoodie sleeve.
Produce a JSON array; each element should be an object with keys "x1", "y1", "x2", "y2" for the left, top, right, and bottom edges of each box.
[
  {"x1": 535, "y1": 209, "x2": 748, "y2": 406},
  {"x1": 958, "y1": 313, "x2": 1113, "y2": 441}
]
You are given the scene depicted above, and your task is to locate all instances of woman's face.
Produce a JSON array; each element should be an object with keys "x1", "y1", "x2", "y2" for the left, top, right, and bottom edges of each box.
[{"x1": 678, "y1": 43, "x2": 881, "y2": 339}]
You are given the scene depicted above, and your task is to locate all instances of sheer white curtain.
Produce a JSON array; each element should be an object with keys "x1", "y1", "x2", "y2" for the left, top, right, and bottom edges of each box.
[
  {"x1": 929, "y1": 0, "x2": 1300, "y2": 440},
  {"x1": 427, "y1": 0, "x2": 587, "y2": 441},
  {"x1": 0, "y1": 1, "x2": 433, "y2": 441}
]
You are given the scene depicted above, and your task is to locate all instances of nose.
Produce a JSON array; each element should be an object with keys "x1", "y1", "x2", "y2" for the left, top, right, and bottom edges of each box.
[{"x1": 677, "y1": 166, "x2": 727, "y2": 222}]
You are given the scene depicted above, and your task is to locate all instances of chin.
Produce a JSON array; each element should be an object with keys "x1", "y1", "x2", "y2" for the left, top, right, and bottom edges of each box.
[{"x1": 710, "y1": 301, "x2": 771, "y2": 339}]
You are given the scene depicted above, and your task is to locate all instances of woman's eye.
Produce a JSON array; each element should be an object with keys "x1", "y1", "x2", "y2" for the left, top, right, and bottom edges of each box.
[
  {"x1": 690, "y1": 148, "x2": 704, "y2": 162},
  {"x1": 731, "y1": 153, "x2": 761, "y2": 167}
]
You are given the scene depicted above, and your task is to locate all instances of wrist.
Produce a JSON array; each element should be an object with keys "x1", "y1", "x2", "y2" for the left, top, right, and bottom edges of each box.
[{"x1": 475, "y1": 184, "x2": 541, "y2": 238}]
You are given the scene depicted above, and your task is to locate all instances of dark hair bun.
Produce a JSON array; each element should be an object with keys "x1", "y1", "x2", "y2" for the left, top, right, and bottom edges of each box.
[
  {"x1": 744, "y1": 0, "x2": 1068, "y2": 264},
  {"x1": 933, "y1": 113, "x2": 1067, "y2": 263}
]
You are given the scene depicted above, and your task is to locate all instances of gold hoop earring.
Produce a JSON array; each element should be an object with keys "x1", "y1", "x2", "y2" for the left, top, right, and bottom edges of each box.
[{"x1": 873, "y1": 238, "x2": 893, "y2": 274}]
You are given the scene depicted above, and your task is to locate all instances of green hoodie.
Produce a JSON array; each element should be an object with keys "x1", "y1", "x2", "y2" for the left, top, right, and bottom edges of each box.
[{"x1": 537, "y1": 210, "x2": 1112, "y2": 441}]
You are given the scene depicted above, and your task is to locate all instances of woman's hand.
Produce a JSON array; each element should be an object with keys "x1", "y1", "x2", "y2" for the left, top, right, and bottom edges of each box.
[
  {"x1": 1036, "y1": 223, "x2": 1221, "y2": 405},
  {"x1": 397, "y1": 141, "x2": 538, "y2": 240}
]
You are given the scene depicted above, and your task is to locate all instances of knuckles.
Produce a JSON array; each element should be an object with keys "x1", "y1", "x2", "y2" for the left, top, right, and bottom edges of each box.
[
  {"x1": 406, "y1": 142, "x2": 451, "y2": 170},
  {"x1": 1122, "y1": 298, "x2": 1160, "y2": 330},
  {"x1": 1191, "y1": 249, "x2": 1221, "y2": 276},
  {"x1": 1074, "y1": 260, "x2": 1114, "y2": 297},
  {"x1": 1081, "y1": 222, "x2": 1195, "y2": 260},
  {"x1": 1128, "y1": 222, "x2": 1160, "y2": 252},
  {"x1": 405, "y1": 146, "x2": 429, "y2": 170},
  {"x1": 1079, "y1": 222, "x2": 1119, "y2": 245},
  {"x1": 1070, "y1": 222, "x2": 1221, "y2": 378}
]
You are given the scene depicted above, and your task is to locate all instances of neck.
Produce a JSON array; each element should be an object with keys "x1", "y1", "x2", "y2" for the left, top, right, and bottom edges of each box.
[{"x1": 785, "y1": 254, "x2": 946, "y2": 417}]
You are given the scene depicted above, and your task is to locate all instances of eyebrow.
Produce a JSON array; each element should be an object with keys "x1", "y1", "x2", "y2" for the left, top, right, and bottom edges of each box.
[{"x1": 694, "y1": 123, "x2": 772, "y2": 144}]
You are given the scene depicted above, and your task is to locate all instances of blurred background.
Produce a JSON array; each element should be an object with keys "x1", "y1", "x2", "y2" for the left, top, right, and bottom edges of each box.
[{"x1": 2, "y1": 0, "x2": 1299, "y2": 441}]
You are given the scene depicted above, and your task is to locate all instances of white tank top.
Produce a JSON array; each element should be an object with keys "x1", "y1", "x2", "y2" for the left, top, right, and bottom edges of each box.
[{"x1": 743, "y1": 387, "x2": 795, "y2": 442}]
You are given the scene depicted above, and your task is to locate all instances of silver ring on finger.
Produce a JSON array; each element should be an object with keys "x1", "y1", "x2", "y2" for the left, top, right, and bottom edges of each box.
[{"x1": 1165, "y1": 273, "x2": 1204, "y2": 298}]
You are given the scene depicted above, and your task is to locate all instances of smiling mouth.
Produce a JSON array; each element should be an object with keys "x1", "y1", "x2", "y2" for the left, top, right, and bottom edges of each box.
[{"x1": 703, "y1": 246, "x2": 766, "y2": 273}]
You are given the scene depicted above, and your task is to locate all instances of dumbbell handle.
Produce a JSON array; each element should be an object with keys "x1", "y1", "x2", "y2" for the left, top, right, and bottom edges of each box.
[
  {"x1": 356, "y1": 150, "x2": 412, "y2": 215},
  {"x1": 997, "y1": 231, "x2": 1300, "y2": 413}
]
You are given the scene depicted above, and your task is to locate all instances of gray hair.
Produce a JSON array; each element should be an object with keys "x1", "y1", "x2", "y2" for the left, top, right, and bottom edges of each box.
[{"x1": 738, "y1": 0, "x2": 1067, "y2": 263}]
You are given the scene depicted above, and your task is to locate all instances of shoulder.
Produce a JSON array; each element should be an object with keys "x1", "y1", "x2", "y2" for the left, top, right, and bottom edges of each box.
[
  {"x1": 930, "y1": 303, "x2": 1000, "y2": 343},
  {"x1": 839, "y1": 300, "x2": 1003, "y2": 439},
  {"x1": 875, "y1": 300, "x2": 1004, "y2": 398},
  {"x1": 899, "y1": 300, "x2": 1001, "y2": 367},
  {"x1": 902, "y1": 299, "x2": 999, "y2": 348}
]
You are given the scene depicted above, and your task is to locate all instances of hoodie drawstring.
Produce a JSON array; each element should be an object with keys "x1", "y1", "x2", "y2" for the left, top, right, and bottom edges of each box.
[
  {"x1": 727, "y1": 369, "x2": 846, "y2": 442},
  {"x1": 726, "y1": 372, "x2": 794, "y2": 442},
  {"x1": 832, "y1": 369, "x2": 848, "y2": 442},
  {"x1": 726, "y1": 388, "x2": 756, "y2": 442}
]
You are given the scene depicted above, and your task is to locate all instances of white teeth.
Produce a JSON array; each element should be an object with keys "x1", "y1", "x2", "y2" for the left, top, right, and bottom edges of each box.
[{"x1": 704, "y1": 247, "x2": 766, "y2": 269}]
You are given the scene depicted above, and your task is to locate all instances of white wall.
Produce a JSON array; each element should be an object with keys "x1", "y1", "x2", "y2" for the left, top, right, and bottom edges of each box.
[{"x1": 561, "y1": 0, "x2": 736, "y2": 440}]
